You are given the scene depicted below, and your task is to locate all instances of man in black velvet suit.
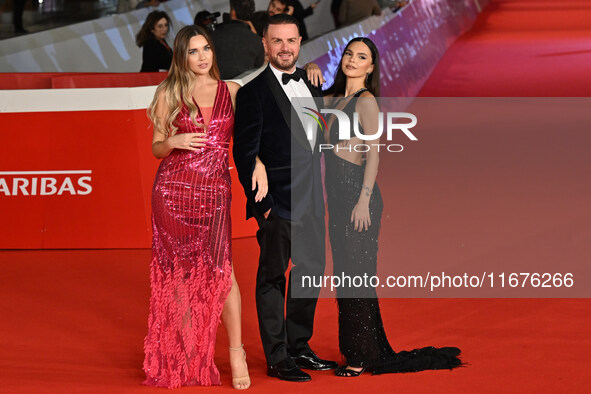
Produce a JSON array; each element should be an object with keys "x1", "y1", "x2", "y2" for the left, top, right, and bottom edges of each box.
[{"x1": 233, "y1": 14, "x2": 337, "y2": 382}]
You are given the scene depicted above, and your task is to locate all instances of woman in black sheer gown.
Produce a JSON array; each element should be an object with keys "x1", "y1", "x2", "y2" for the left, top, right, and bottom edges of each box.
[{"x1": 322, "y1": 37, "x2": 462, "y2": 377}]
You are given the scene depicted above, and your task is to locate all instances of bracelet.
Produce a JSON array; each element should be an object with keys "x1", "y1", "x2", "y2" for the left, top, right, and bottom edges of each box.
[{"x1": 362, "y1": 184, "x2": 373, "y2": 196}]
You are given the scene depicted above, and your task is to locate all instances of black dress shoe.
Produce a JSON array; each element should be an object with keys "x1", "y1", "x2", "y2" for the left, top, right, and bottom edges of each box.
[
  {"x1": 292, "y1": 351, "x2": 338, "y2": 371},
  {"x1": 267, "y1": 358, "x2": 311, "y2": 382}
]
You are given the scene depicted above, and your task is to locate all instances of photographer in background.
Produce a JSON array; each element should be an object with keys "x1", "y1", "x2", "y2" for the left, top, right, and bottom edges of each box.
[
  {"x1": 266, "y1": 0, "x2": 319, "y2": 41},
  {"x1": 194, "y1": 10, "x2": 221, "y2": 32},
  {"x1": 210, "y1": 0, "x2": 265, "y2": 79}
]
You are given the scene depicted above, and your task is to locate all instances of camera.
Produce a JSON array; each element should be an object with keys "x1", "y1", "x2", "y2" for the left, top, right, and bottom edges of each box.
[{"x1": 194, "y1": 11, "x2": 221, "y2": 32}]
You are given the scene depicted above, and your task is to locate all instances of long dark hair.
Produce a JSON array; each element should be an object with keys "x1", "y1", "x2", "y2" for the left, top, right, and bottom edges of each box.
[
  {"x1": 136, "y1": 10, "x2": 172, "y2": 47},
  {"x1": 325, "y1": 37, "x2": 380, "y2": 97}
]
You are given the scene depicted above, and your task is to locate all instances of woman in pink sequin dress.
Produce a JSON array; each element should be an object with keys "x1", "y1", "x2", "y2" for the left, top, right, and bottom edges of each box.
[{"x1": 143, "y1": 25, "x2": 264, "y2": 389}]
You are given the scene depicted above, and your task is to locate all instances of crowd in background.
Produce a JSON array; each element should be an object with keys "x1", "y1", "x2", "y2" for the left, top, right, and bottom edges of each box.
[
  {"x1": 2, "y1": 0, "x2": 404, "y2": 39},
  {"x1": 137, "y1": 0, "x2": 408, "y2": 76}
]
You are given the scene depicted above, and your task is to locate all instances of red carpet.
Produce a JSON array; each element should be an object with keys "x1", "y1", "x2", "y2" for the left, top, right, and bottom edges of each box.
[
  {"x1": 2, "y1": 0, "x2": 591, "y2": 392},
  {"x1": 419, "y1": 0, "x2": 591, "y2": 97},
  {"x1": 1, "y1": 246, "x2": 589, "y2": 393}
]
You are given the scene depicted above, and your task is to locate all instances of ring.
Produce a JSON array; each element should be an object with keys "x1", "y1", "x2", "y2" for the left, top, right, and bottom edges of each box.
[{"x1": 190, "y1": 142, "x2": 194, "y2": 147}]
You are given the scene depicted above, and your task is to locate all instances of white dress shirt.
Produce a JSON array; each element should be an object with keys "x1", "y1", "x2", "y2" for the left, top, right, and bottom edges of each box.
[{"x1": 270, "y1": 64, "x2": 318, "y2": 149}]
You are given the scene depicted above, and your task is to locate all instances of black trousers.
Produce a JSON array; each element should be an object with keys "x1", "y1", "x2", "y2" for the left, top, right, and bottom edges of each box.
[{"x1": 253, "y1": 208, "x2": 325, "y2": 366}]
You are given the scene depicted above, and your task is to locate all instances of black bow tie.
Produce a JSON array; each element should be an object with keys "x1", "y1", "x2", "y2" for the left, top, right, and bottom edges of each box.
[{"x1": 282, "y1": 70, "x2": 302, "y2": 85}]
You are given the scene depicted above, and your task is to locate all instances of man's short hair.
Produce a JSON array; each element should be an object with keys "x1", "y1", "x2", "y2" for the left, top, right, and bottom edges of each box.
[
  {"x1": 230, "y1": 0, "x2": 255, "y2": 21},
  {"x1": 263, "y1": 13, "x2": 300, "y2": 36}
]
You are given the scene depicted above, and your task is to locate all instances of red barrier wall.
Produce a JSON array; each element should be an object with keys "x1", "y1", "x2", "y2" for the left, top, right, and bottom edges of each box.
[
  {"x1": 0, "y1": 72, "x2": 167, "y2": 90},
  {"x1": 0, "y1": 109, "x2": 257, "y2": 249}
]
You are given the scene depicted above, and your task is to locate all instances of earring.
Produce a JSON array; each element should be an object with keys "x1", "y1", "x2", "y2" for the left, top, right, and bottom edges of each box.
[{"x1": 365, "y1": 73, "x2": 371, "y2": 83}]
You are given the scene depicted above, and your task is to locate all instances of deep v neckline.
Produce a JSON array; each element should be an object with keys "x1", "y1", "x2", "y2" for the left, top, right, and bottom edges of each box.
[{"x1": 191, "y1": 80, "x2": 222, "y2": 121}]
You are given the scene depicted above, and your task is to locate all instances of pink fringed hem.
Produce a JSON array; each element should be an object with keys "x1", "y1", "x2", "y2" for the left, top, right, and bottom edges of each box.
[{"x1": 143, "y1": 255, "x2": 232, "y2": 389}]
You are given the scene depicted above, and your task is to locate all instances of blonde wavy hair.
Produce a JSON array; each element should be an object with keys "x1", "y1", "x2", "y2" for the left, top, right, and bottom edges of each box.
[{"x1": 149, "y1": 25, "x2": 221, "y2": 136}]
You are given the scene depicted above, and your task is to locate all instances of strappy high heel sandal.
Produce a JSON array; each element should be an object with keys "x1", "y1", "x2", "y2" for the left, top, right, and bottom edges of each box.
[
  {"x1": 229, "y1": 344, "x2": 251, "y2": 389},
  {"x1": 335, "y1": 365, "x2": 366, "y2": 377}
]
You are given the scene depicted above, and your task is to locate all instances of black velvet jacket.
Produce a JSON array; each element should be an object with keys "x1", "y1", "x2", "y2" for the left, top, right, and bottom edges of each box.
[{"x1": 233, "y1": 66, "x2": 324, "y2": 221}]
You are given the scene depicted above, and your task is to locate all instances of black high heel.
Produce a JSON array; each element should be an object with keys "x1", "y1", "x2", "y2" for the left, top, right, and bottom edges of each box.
[{"x1": 335, "y1": 365, "x2": 366, "y2": 377}]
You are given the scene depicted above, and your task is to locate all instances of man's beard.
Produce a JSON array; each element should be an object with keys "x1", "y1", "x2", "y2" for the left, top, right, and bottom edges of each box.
[{"x1": 270, "y1": 51, "x2": 298, "y2": 71}]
